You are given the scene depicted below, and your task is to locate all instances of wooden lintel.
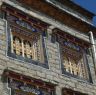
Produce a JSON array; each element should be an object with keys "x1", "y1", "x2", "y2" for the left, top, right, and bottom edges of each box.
[{"x1": 3, "y1": 70, "x2": 56, "y2": 90}]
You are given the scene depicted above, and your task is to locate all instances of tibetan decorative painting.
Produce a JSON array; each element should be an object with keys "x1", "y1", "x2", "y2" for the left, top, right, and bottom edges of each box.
[
  {"x1": 52, "y1": 29, "x2": 92, "y2": 82},
  {"x1": 8, "y1": 78, "x2": 53, "y2": 95},
  {"x1": 4, "y1": 70, "x2": 55, "y2": 95},
  {"x1": 2, "y1": 4, "x2": 49, "y2": 68}
]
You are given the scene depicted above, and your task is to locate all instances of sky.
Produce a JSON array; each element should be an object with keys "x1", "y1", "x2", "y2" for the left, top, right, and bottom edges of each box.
[{"x1": 72, "y1": 0, "x2": 96, "y2": 26}]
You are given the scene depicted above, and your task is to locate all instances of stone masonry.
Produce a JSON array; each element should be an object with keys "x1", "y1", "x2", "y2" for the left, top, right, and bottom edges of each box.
[{"x1": 0, "y1": 0, "x2": 96, "y2": 95}]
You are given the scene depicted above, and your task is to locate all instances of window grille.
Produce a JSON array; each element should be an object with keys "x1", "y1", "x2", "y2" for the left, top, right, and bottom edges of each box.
[
  {"x1": 2, "y1": 5, "x2": 48, "y2": 67},
  {"x1": 53, "y1": 31, "x2": 91, "y2": 81},
  {"x1": 4, "y1": 70, "x2": 55, "y2": 95},
  {"x1": 10, "y1": 30, "x2": 44, "y2": 63}
]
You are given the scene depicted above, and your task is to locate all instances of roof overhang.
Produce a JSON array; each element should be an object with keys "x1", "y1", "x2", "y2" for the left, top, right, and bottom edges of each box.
[{"x1": 15, "y1": 0, "x2": 96, "y2": 35}]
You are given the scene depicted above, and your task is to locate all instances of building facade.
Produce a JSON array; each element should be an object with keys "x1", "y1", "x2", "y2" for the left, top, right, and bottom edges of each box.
[{"x1": 0, "y1": 0, "x2": 96, "y2": 95}]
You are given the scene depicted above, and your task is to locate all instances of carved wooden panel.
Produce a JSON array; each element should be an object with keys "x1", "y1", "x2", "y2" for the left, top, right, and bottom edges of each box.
[
  {"x1": 11, "y1": 31, "x2": 44, "y2": 63},
  {"x1": 4, "y1": 9, "x2": 47, "y2": 64},
  {"x1": 53, "y1": 32, "x2": 89, "y2": 80},
  {"x1": 8, "y1": 78, "x2": 54, "y2": 95},
  {"x1": 13, "y1": 37, "x2": 22, "y2": 55}
]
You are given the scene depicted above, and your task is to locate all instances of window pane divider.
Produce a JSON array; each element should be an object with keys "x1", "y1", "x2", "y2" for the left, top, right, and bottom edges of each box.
[
  {"x1": 21, "y1": 39, "x2": 24, "y2": 57},
  {"x1": 10, "y1": 29, "x2": 13, "y2": 53}
]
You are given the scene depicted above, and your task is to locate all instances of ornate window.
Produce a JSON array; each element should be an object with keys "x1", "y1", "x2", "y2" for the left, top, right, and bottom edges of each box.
[
  {"x1": 4, "y1": 70, "x2": 55, "y2": 95},
  {"x1": 2, "y1": 4, "x2": 48, "y2": 68},
  {"x1": 53, "y1": 30, "x2": 92, "y2": 82},
  {"x1": 10, "y1": 28, "x2": 45, "y2": 63}
]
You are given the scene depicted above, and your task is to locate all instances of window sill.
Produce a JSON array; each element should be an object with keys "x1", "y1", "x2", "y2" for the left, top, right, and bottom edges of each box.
[
  {"x1": 7, "y1": 52, "x2": 49, "y2": 69},
  {"x1": 61, "y1": 71, "x2": 93, "y2": 84}
]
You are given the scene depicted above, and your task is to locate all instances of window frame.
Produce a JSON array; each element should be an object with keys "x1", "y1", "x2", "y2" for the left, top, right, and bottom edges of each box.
[
  {"x1": 61, "y1": 45, "x2": 89, "y2": 79},
  {"x1": 2, "y1": 4, "x2": 49, "y2": 68},
  {"x1": 52, "y1": 31, "x2": 92, "y2": 82},
  {"x1": 4, "y1": 70, "x2": 56, "y2": 95},
  {"x1": 7, "y1": 22, "x2": 48, "y2": 68}
]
